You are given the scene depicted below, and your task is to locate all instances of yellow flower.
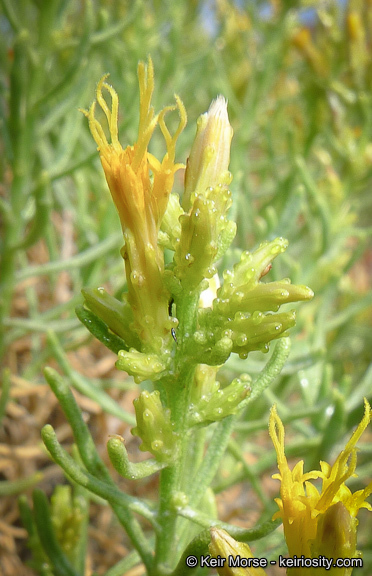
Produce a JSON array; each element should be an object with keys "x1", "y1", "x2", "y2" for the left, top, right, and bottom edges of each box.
[
  {"x1": 269, "y1": 399, "x2": 372, "y2": 575},
  {"x1": 83, "y1": 57, "x2": 187, "y2": 350},
  {"x1": 85, "y1": 57, "x2": 186, "y2": 235}
]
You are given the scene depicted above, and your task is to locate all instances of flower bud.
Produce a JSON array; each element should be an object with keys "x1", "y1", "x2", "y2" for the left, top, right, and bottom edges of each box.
[
  {"x1": 209, "y1": 528, "x2": 268, "y2": 576},
  {"x1": 189, "y1": 365, "x2": 250, "y2": 425},
  {"x1": 83, "y1": 58, "x2": 186, "y2": 353},
  {"x1": 174, "y1": 194, "x2": 218, "y2": 291},
  {"x1": 183, "y1": 96, "x2": 233, "y2": 210},
  {"x1": 269, "y1": 399, "x2": 372, "y2": 566},
  {"x1": 82, "y1": 287, "x2": 140, "y2": 349},
  {"x1": 175, "y1": 180, "x2": 236, "y2": 292},
  {"x1": 159, "y1": 193, "x2": 183, "y2": 250},
  {"x1": 131, "y1": 391, "x2": 178, "y2": 462},
  {"x1": 216, "y1": 237, "x2": 314, "y2": 314},
  {"x1": 116, "y1": 349, "x2": 167, "y2": 384}
]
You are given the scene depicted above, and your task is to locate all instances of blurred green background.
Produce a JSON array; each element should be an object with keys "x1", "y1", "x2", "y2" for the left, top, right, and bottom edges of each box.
[{"x1": 1, "y1": 0, "x2": 372, "y2": 574}]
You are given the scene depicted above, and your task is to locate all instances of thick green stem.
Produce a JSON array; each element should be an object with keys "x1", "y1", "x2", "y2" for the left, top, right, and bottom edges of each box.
[
  {"x1": 155, "y1": 290, "x2": 201, "y2": 572},
  {"x1": 155, "y1": 364, "x2": 196, "y2": 572}
]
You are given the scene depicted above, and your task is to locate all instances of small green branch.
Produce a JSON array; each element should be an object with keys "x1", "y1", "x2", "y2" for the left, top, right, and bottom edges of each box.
[
  {"x1": 176, "y1": 505, "x2": 281, "y2": 541},
  {"x1": 43, "y1": 366, "x2": 109, "y2": 480},
  {"x1": 188, "y1": 416, "x2": 235, "y2": 508},
  {"x1": 104, "y1": 551, "x2": 142, "y2": 576},
  {"x1": 42, "y1": 424, "x2": 156, "y2": 571},
  {"x1": 242, "y1": 337, "x2": 291, "y2": 405},
  {"x1": 107, "y1": 437, "x2": 167, "y2": 479},
  {"x1": 16, "y1": 232, "x2": 122, "y2": 281},
  {"x1": 0, "y1": 471, "x2": 43, "y2": 496}
]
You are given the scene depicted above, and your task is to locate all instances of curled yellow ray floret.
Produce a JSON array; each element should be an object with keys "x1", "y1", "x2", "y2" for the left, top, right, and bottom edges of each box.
[{"x1": 83, "y1": 57, "x2": 186, "y2": 237}]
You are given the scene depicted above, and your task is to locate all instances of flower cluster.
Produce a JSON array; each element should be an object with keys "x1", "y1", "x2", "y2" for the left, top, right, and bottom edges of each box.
[{"x1": 81, "y1": 57, "x2": 313, "y2": 456}]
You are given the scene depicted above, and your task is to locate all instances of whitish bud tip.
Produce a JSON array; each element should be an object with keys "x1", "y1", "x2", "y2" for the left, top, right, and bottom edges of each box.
[{"x1": 208, "y1": 96, "x2": 229, "y2": 121}]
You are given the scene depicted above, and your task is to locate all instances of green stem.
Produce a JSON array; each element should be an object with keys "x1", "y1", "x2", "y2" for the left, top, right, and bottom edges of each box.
[
  {"x1": 107, "y1": 437, "x2": 167, "y2": 479},
  {"x1": 104, "y1": 550, "x2": 142, "y2": 576},
  {"x1": 176, "y1": 505, "x2": 281, "y2": 539},
  {"x1": 41, "y1": 425, "x2": 154, "y2": 519},
  {"x1": 155, "y1": 290, "x2": 200, "y2": 572},
  {"x1": 176, "y1": 417, "x2": 235, "y2": 554},
  {"x1": 71, "y1": 486, "x2": 89, "y2": 576},
  {"x1": 16, "y1": 232, "x2": 122, "y2": 281},
  {"x1": 0, "y1": 471, "x2": 43, "y2": 496},
  {"x1": 4, "y1": 317, "x2": 79, "y2": 333},
  {"x1": 155, "y1": 365, "x2": 196, "y2": 572},
  {"x1": 0, "y1": 30, "x2": 31, "y2": 364},
  {"x1": 188, "y1": 417, "x2": 235, "y2": 508},
  {"x1": 241, "y1": 337, "x2": 291, "y2": 406}
]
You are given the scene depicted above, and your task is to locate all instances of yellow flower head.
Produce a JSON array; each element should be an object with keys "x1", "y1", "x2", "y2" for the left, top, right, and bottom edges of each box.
[
  {"x1": 269, "y1": 399, "x2": 372, "y2": 571},
  {"x1": 84, "y1": 57, "x2": 186, "y2": 242},
  {"x1": 82, "y1": 58, "x2": 187, "y2": 350}
]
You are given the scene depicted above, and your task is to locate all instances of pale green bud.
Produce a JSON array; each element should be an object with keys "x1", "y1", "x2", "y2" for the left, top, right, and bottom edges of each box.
[
  {"x1": 215, "y1": 237, "x2": 314, "y2": 319},
  {"x1": 194, "y1": 237, "x2": 313, "y2": 359},
  {"x1": 190, "y1": 364, "x2": 220, "y2": 402},
  {"x1": 174, "y1": 97, "x2": 235, "y2": 291},
  {"x1": 204, "y1": 183, "x2": 236, "y2": 260},
  {"x1": 218, "y1": 238, "x2": 289, "y2": 299},
  {"x1": 225, "y1": 310, "x2": 297, "y2": 356},
  {"x1": 131, "y1": 391, "x2": 178, "y2": 462},
  {"x1": 189, "y1": 367, "x2": 251, "y2": 425},
  {"x1": 183, "y1": 96, "x2": 233, "y2": 210},
  {"x1": 159, "y1": 192, "x2": 183, "y2": 250},
  {"x1": 197, "y1": 307, "x2": 297, "y2": 360},
  {"x1": 116, "y1": 349, "x2": 167, "y2": 383},
  {"x1": 174, "y1": 184, "x2": 236, "y2": 292},
  {"x1": 174, "y1": 194, "x2": 218, "y2": 291},
  {"x1": 82, "y1": 287, "x2": 141, "y2": 349},
  {"x1": 214, "y1": 280, "x2": 314, "y2": 316}
]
